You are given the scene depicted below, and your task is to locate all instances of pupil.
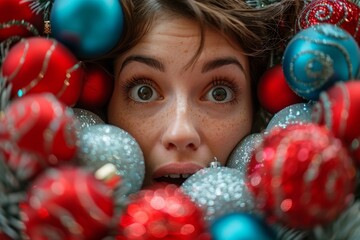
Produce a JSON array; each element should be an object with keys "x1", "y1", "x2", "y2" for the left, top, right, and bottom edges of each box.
[
  {"x1": 212, "y1": 87, "x2": 227, "y2": 101},
  {"x1": 138, "y1": 86, "x2": 153, "y2": 100}
]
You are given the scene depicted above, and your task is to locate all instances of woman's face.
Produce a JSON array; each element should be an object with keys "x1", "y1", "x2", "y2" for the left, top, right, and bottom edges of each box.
[{"x1": 108, "y1": 17, "x2": 253, "y2": 187}]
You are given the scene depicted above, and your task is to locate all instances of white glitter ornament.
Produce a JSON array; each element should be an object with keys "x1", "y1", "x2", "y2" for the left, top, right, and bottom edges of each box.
[
  {"x1": 181, "y1": 166, "x2": 255, "y2": 223},
  {"x1": 227, "y1": 133, "x2": 263, "y2": 175},
  {"x1": 265, "y1": 102, "x2": 313, "y2": 134},
  {"x1": 72, "y1": 108, "x2": 104, "y2": 131},
  {"x1": 76, "y1": 124, "x2": 145, "y2": 195}
]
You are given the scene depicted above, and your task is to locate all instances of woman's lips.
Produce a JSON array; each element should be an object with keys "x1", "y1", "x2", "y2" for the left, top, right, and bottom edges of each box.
[
  {"x1": 152, "y1": 162, "x2": 204, "y2": 186},
  {"x1": 152, "y1": 162, "x2": 204, "y2": 179}
]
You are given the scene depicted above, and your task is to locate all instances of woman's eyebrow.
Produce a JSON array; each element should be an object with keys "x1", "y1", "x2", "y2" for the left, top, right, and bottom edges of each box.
[
  {"x1": 120, "y1": 55, "x2": 165, "y2": 73},
  {"x1": 201, "y1": 57, "x2": 245, "y2": 74}
]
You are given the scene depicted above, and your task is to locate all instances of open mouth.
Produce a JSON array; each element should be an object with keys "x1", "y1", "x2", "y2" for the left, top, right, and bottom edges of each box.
[{"x1": 154, "y1": 173, "x2": 193, "y2": 186}]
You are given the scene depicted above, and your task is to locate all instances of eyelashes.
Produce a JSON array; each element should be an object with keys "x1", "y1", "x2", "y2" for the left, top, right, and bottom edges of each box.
[{"x1": 119, "y1": 75, "x2": 241, "y2": 104}]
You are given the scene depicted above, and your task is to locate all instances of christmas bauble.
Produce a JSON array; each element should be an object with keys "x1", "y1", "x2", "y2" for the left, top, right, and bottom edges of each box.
[
  {"x1": 50, "y1": 0, "x2": 124, "y2": 58},
  {"x1": 0, "y1": 93, "x2": 79, "y2": 164},
  {"x1": 297, "y1": 0, "x2": 360, "y2": 45},
  {"x1": 312, "y1": 81, "x2": 360, "y2": 165},
  {"x1": 257, "y1": 64, "x2": 305, "y2": 114},
  {"x1": 76, "y1": 124, "x2": 145, "y2": 196},
  {"x1": 247, "y1": 123, "x2": 356, "y2": 228},
  {"x1": 227, "y1": 133, "x2": 263, "y2": 175},
  {"x1": 77, "y1": 63, "x2": 113, "y2": 110},
  {"x1": 181, "y1": 166, "x2": 255, "y2": 223},
  {"x1": 72, "y1": 108, "x2": 104, "y2": 131},
  {"x1": 116, "y1": 183, "x2": 210, "y2": 240},
  {"x1": 210, "y1": 213, "x2": 276, "y2": 240},
  {"x1": 282, "y1": 23, "x2": 360, "y2": 100},
  {"x1": 0, "y1": 0, "x2": 43, "y2": 42},
  {"x1": 1, "y1": 37, "x2": 84, "y2": 106},
  {"x1": 21, "y1": 166, "x2": 115, "y2": 240},
  {"x1": 265, "y1": 102, "x2": 313, "y2": 133},
  {"x1": 0, "y1": 142, "x2": 44, "y2": 182}
]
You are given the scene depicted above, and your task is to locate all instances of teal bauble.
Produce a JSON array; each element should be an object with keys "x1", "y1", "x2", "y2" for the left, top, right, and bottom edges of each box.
[
  {"x1": 50, "y1": 0, "x2": 124, "y2": 58},
  {"x1": 283, "y1": 24, "x2": 360, "y2": 100},
  {"x1": 210, "y1": 213, "x2": 276, "y2": 240}
]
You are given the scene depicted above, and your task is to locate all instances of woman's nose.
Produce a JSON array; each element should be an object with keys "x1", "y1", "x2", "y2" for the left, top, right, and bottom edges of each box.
[{"x1": 161, "y1": 100, "x2": 200, "y2": 152}]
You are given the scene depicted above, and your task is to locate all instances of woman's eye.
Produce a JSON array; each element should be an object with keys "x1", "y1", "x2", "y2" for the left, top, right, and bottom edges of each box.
[
  {"x1": 129, "y1": 84, "x2": 160, "y2": 102},
  {"x1": 205, "y1": 86, "x2": 234, "y2": 103}
]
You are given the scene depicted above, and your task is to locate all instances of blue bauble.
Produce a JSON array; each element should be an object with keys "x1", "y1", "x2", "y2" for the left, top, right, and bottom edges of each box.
[
  {"x1": 210, "y1": 213, "x2": 276, "y2": 240},
  {"x1": 283, "y1": 23, "x2": 360, "y2": 100},
  {"x1": 51, "y1": 0, "x2": 124, "y2": 58}
]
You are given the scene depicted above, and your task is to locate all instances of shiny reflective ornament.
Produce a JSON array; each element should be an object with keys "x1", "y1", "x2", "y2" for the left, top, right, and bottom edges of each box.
[
  {"x1": 312, "y1": 81, "x2": 360, "y2": 166},
  {"x1": 265, "y1": 103, "x2": 313, "y2": 133},
  {"x1": 116, "y1": 184, "x2": 210, "y2": 240},
  {"x1": 227, "y1": 133, "x2": 263, "y2": 175},
  {"x1": 0, "y1": 93, "x2": 78, "y2": 163},
  {"x1": 283, "y1": 24, "x2": 360, "y2": 100},
  {"x1": 210, "y1": 213, "x2": 276, "y2": 240},
  {"x1": 21, "y1": 166, "x2": 115, "y2": 240},
  {"x1": 181, "y1": 166, "x2": 255, "y2": 223},
  {"x1": 50, "y1": 0, "x2": 124, "y2": 58},
  {"x1": 72, "y1": 108, "x2": 104, "y2": 131},
  {"x1": 297, "y1": 0, "x2": 360, "y2": 45},
  {"x1": 77, "y1": 124, "x2": 145, "y2": 195},
  {"x1": 1, "y1": 37, "x2": 84, "y2": 106},
  {"x1": 247, "y1": 123, "x2": 356, "y2": 229}
]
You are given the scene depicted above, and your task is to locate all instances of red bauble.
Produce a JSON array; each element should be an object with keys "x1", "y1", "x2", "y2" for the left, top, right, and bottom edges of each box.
[
  {"x1": 117, "y1": 184, "x2": 210, "y2": 240},
  {"x1": 0, "y1": 142, "x2": 44, "y2": 181},
  {"x1": 77, "y1": 63, "x2": 113, "y2": 110},
  {"x1": 247, "y1": 123, "x2": 356, "y2": 229},
  {"x1": 297, "y1": 0, "x2": 360, "y2": 45},
  {"x1": 0, "y1": 0, "x2": 43, "y2": 42},
  {"x1": 313, "y1": 81, "x2": 360, "y2": 165},
  {"x1": 0, "y1": 93, "x2": 78, "y2": 163},
  {"x1": 257, "y1": 64, "x2": 304, "y2": 114},
  {"x1": 21, "y1": 167, "x2": 115, "y2": 240},
  {"x1": 1, "y1": 37, "x2": 84, "y2": 106}
]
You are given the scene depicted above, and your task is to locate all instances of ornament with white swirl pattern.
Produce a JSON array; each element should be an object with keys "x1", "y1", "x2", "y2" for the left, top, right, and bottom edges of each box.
[
  {"x1": 297, "y1": 0, "x2": 360, "y2": 45},
  {"x1": 0, "y1": 93, "x2": 79, "y2": 164},
  {"x1": 282, "y1": 23, "x2": 360, "y2": 100},
  {"x1": 312, "y1": 81, "x2": 360, "y2": 167},
  {"x1": 20, "y1": 166, "x2": 115, "y2": 240},
  {"x1": 247, "y1": 123, "x2": 356, "y2": 229}
]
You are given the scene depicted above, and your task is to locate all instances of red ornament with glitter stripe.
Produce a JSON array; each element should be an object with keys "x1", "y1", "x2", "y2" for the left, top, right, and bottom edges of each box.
[
  {"x1": 0, "y1": 93, "x2": 78, "y2": 164},
  {"x1": 312, "y1": 81, "x2": 360, "y2": 166},
  {"x1": 247, "y1": 123, "x2": 356, "y2": 229},
  {"x1": 1, "y1": 37, "x2": 84, "y2": 106},
  {"x1": 297, "y1": 0, "x2": 360, "y2": 45},
  {"x1": 21, "y1": 166, "x2": 115, "y2": 240},
  {"x1": 0, "y1": 0, "x2": 43, "y2": 42}
]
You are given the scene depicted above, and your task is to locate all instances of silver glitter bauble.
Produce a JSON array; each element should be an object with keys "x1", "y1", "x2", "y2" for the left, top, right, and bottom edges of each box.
[
  {"x1": 181, "y1": 166, "x2": 255, "y2": 223},
  {"x1": 265, "y1": 103, "x2": 313, "y2": 134},
  {"x1": 72, "y1": 108, "x2": 104, "y2": 131},
  {"x1": 227, "y1": 133, "x2": 263, "y2": 175},
  {"x1": 77, "y1": 124, "x2": 145, "y2": 195}
]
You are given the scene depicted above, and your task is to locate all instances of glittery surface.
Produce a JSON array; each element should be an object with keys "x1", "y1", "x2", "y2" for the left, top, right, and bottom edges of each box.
[
  {"x1": 181, "y1": 167, "x2": 255, "y2": 224},
  {"x1": 76, "y1": 124, "x2": 145, "y2": 195},
  {"x1": 265, "y1": 103, "x2": 313, "y2": 133},
  {"x1": 72, "y1": 108, "x2": 104, "y2": 131},
  {"x1": 227, "y1": 133, "x2": 263, "y2": 175}
]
